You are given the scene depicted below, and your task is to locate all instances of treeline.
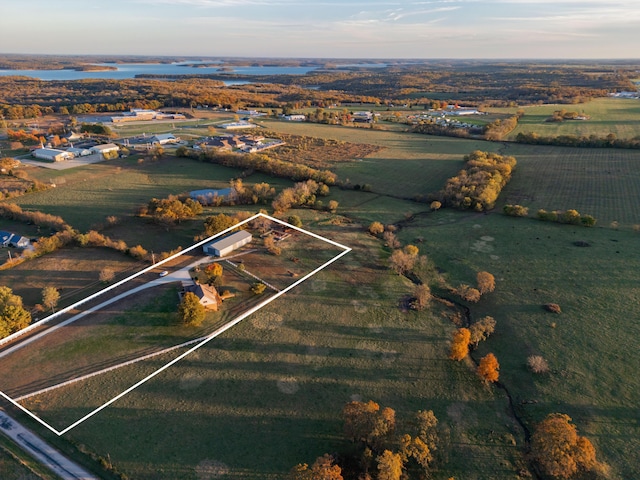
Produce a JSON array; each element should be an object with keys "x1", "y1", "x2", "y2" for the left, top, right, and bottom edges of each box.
[
  {"x1": 412, "y1": 123, "x2": 476, "y2": 138},
  {"x1": 515, "y1": 132, "x2": 640, "y2": 149},
  {"x1": 177, "y1": 147, "x2": 337, "y2": 185},
  {"x1": 484, "y1": 114, "x2": 520, "y2": 141},
  {"x1": 435, "y1": 151, "x2": 516, "y2": 211},
  {"x1": 503, "y1": 204, "x2": 596, "y2": 226},
  {"x1": 139, "y1": 195, "x2": 203, "y2": 226}
]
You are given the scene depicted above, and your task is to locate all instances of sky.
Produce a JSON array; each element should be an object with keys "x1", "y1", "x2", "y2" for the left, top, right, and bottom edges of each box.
[{"x1": 1, "y1": 0, "x2": 639, "y2": 58}]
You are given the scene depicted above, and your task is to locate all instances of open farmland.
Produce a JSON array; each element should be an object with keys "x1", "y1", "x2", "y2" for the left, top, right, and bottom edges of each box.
[
  {"x1": 491, "y1": 97, "x2": 640, "y2": 140},
  {"x1": 14, "y1": 218, "x2": 526, "y2": 480},
  {"x1": 499, "y1": 143, "x2": 640, "y2": 226},
  {"x1": 259, "y1": 119, "x2": 495, "y2": 198},
  {"x1": 398, "y1": 211, "x2": 640, "y2": 479}
]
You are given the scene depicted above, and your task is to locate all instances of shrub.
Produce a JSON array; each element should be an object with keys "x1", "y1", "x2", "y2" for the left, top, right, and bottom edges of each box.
[
  {"x1": 503, "y1": 204, "x2": 529, "y2": 217},
  {"x1": 527, "y1": 355, "x2": 550, "y2": 374},
  {"x1": 544, "y1": 303, "x2": 562, "y2": 314},
  {"x1": 368, "y1": 221, "x2": 385, "y2": 236}
]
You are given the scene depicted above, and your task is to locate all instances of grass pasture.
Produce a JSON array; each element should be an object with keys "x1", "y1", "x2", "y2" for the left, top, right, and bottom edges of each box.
[
  {"x1": 500, "y1": 143, "x2": 640, "y2": 226},
  {"x1": 259, "y1": 119, "x2": 496, "y2": 198},
  {"x1": 492, "y1": 97, "x2": 640, "y2": 140},
  {"x1": 12, "y1": 222, "x2": 526, "y2": 480},
  {"x1": 398, "y1": 211, "x2": 640, "y2": 479}
]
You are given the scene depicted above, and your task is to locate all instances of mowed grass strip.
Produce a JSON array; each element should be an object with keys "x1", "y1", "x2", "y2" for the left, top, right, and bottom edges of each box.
[
  {"x1": 399, "y1": 211, "x2": 640, "y2": 479},
  {"x1": 499, "y1": 143, "x2": 640, "y2": 225},
  {"x1": 22, "y1": 224, "x2": 525, "y2": 480}
]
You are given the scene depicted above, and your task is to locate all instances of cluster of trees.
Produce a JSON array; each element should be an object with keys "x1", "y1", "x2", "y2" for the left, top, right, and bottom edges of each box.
[
  {"x1": 79, "y1": 123, "x2": 114, "y2": 137},
  {"x1": 0, "y1": 286, "x2": 31, "y2": 339},
  {"x1": 194, "y1": 179, "x2": 276, "y2": 207},
  {"x1": 545, "y1": 109, "x2": 585, "y2": 122},
  {"x1": 437, "y1": 151, "x2": 517, "y2": 211},
  {"x1": 271, "y1": 179, "x2": 331, "y2": 213},
  {"x1": 537, "y1": 209, "x2": 596, "y2": 227},
  {"x1": 178, "y1": 292, "x2": 205, "y2": 327},
  {"x1": 449, "y1": 326, "x2": 500, "y2": 382},
  {"x1": 454, "y1": 271, "x2": 496, "y2": 303},
  {"x1": 503, "y1": 204, "x2": 529, "y2": 217},
  {"x1": 388, "y1": 245, "x2": 421, "y2": 276},
  {"x1": 413, "y1": 122, "x2": 477, "y2": 139},
  {"x1": 531, "y1": 414, "x2": 602, "y2": 478},
  {"x1": 290, "y1": 400, "x2": 440, "y2": 480},
  {"x1": 178, "y1": 148, "x2": 337, "y2": 185},
  {"x1": 515, "y1": 131, "x2": 640, "y2": 149},
  {"x1": 483, "y1": 115, "x2": 520, "y2": 141},
  {"x1": 0, "y1": 202, "x2": 69, "y2": 231},
  {"x1": 200, "y1": 212, "x2": 252, "y2": 238},
  {"x1": 141, "y1": 195, "x2": 203, "y2": 226}
]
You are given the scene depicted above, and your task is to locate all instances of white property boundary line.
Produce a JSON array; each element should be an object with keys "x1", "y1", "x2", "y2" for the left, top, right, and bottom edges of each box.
[{"x1": 0, "y1": 213, "x2": 351, "y2": 436}]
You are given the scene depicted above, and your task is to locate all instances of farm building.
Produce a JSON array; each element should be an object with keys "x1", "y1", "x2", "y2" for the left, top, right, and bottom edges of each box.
[
  {"x1": 0, "y1": 231, "x2": 30, "y2": 248},
  {"x1": 66, "y1": 147, "x2": 92, "y2": 157},
  {"x1": 32, "y1": 148, "x2": 73, "y2": 162},
  {"x1": 220, "y1": 121, "x2": 258, "y2": 130},
  {"x1": 183, "y1": 283, "x2": 221, "y2": 311},
  {"x1": 90, "y1": 144, "x2": 120, "y2": 156},
  {"x1": 0, "y1": 231, "x2": 13, "y2": 247},
  {"x1": 283, "y1": 114, "x2": 306, "y2": 121},
  {"x1": 149, "y1": 133, "x2": 179, "y2": 145},
  {"x1": 203, "y1": 230, "x2": 252, "y2": 257}
]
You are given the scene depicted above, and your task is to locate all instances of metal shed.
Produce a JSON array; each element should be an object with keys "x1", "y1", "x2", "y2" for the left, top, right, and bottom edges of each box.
[{"x1": 203, "y1": 230, "x2": 252, "y2": 257}]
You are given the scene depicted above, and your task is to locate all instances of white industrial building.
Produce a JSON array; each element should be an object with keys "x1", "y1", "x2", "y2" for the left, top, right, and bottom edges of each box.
[
  {"x1": 203, "y1": 230, "x2": 252, "y2": 257},
  {"x1": 32, "y1": 148, "x2": 73, "y2": 162},
  {"x1": 66, "y1": 147, "x2": 92, "y2": 157},
  {"x1": 90, "y1": 144, "x2": 120, "y2": 155},
  {"x1": 149, "y1": 133, "x2": 179, "y2": 145}
]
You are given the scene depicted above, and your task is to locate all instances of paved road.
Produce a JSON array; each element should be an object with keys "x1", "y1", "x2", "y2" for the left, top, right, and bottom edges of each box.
[{"x1": 0, "y1": 410, "x2": 98, "y2": 480}]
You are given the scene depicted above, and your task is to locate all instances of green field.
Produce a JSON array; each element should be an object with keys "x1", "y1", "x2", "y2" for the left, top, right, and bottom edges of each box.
[
  {"x1": 17, "y1": 217, "x2": 525, "y2": 479},
  {"x1": 397, "y1": 211, "x2": 640, "y2": 479},
  {"x1": 499, "y1": 143, "x2": 640, "y2": 226},
  {"x1": 259, "y1": 119, "x2": 495, "y2": 198},
  {"x1": 490, "y1": 97, "x2": 640, "y2": 140},
  {"x1": 2, "y1": 113, "x2": 640, "y2": 479}
]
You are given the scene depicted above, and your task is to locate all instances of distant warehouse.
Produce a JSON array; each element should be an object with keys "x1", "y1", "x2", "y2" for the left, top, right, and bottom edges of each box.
[
  {"x1": 203, "y1": 230, "x2": 252, "y2": 257},
  {"x1": 32, "y1": 148, "x2": 73, "y2": 162}
]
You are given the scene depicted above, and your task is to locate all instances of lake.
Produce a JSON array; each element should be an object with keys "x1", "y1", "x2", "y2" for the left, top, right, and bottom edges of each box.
[{"x1": 0, "y1": 62, "x2": 320, "y2": 83}]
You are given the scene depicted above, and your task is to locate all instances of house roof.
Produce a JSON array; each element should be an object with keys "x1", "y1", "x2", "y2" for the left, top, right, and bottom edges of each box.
[
  {"x1": 90, "y1": 143, "x2": 119, "y2": 151},
  {"x1": 33, "y1": 148, "x2": 70, "y2": 156},
  {"x1": 206, "y1": 230, "x2": 252, "y2": 251},
  {"x1": 151, "y1": 133, "x2": 177, "y2": 141},
  {"x1": 185, "y1": 283, "x2": 220, "y2": 306}
]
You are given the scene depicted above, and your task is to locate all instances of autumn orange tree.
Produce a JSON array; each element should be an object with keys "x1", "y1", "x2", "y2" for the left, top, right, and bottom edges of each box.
[
  {"x1": 289, "y1": 454, "x2": 343, "y2": 480},
  {"x1": 476, "y1": 271, "x2": 495, "y2": 295},
  {"x1": 531, "y1": 413, "x2": 599, "y2": 479},
  {"x1": 477, "y1": 353, "x2": 500, "y2": 383},
  {"x1": 449, "y1": 328, "x2": 471, "y2": 361},
  {"x1": 343, "y1": 400, "x2": 396, "y2": 452}
]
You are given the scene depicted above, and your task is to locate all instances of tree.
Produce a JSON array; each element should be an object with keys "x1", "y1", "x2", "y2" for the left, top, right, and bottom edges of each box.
[
  {"x1": 389, "y1": 250, "x2": 417, "y2": 275},
  {"x1": 477, "y1": 353, "x2": 500, "y2": 383},
  {"x1": 368, "y1": 222, "x2": 384, "y2": 236},
  {"x1": 343, "y1": 400, "x2": 396, "y2": 451},
  {"x1": 99, "y1": 267, "x2": 115, "y2": 283},
  {"x1": 41, "y1": 286, "x2": 60, "y2": 313},
  {"x1": 476, "y1": 271, "x2": 495, "y2": 295},
  {"x1": 327, "y1": 200, "x2": 339, "y2": 213},
  {"x1": 288, "y1": 215, "x2": 302, "y2": 228},
  {"x1": 430, "y1": 201, "x2": 442, "y2": 211},
  {"x1": 413, "y1": 410, "x2": 438, "y2": 454},
  {"x1": 376, "y1": 450, "x2": 403, "y2": 480},
  {"x1": 449, "y1": 328, "x2": 470, "y2": 361},
  {"x1": 527, "y1": 355, "x2": 550, "y2": 374},
  {"x1": 411, "y1": 284, "x2": 431, "y2": 311},
  {"x1": 456, "y1": 284, "x2": 481, "y2": 303},
  {"x1": 531, "y1": 414, "x2": 599, "y2": 479},
  {"x1": 203, "y1": 213, "x2": 240, "y2": 237},
  {"x1": 129, "y1": 245, "x2": 148, "y2": 260},
  {"x1": 0, "y1": 286, "x2": 31, "y2": 339},
  {"x1": 469, "y1": 316, "x2": 496, "y2": 346},
  {"x1": 264, "y1": 236, "x2": 282, "y2": 256},
  {"x1": 204, "y1": 263, "x2": 223, "y2": 282},
  {"x1": 178, "y1": 292, "x2": 205, "y2": 327},
  {"x1": 252, "y1": 283, "x2": 267, "y2": 295},
  {"x1": 290, "y1": 454, "x2": 343, "y2": 480}
]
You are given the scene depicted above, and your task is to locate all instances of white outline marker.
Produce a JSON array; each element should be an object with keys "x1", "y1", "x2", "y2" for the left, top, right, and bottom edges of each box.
[{"x1": 0, "y1": 214, "x2": 351, "y2": 435}]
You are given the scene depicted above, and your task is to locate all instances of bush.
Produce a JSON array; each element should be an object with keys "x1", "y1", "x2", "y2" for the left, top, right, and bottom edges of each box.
[
  {"x1": 544, "y1": 303, "x2": 562, "y2": 314},
  {"x1": 527, "y1": 355, "x2": 550, "y2": 374}
]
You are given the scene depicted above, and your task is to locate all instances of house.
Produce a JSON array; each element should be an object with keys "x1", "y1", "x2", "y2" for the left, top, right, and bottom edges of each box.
[
  {"x1": 352, "y1": 111, "x2": 374, "y2": 123},
  {"x1": 9, "y1": 236, "x2": 30, "y2": 248},
  {"x1": 183, "y1": 283, "x2": 221, "y2": 311},
  {"x1": 283, "y1": 114, "x2": 306, "y2": 121},
  {"x1": 149, "y1": 133, "x2": 179, "y2": 145},
  {"x1": 203, "y1": 230, "x2": 252, "y2": 257},
  {"x1": 90, "y1": 144, "x2": 120, "y2": 155},
  {"x1": 0, "y1": 231, "x2": 13, "y2": 247}
]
